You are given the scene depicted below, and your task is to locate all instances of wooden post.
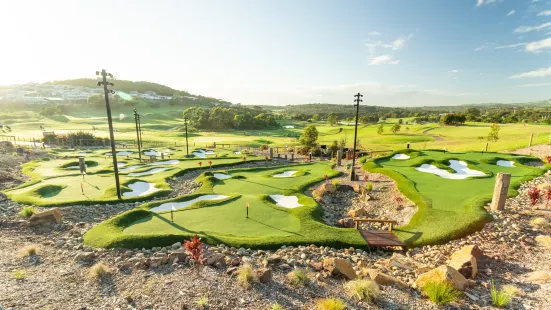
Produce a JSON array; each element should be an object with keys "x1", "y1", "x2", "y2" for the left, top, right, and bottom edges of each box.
[
  {"x1": 485, "y1": 142, "x2": 488, "y2": 152},
  {"x1": 337, "y1": 150, "x2": 342, "y2": 166},
  {"x1": 269, "y1": 148, "x2": 273, "y2": 159},
  {"x1": 490, "y1": 173, "x2": 511, "y2": 211},
  {"x1": 529, "y1": 133, "x2": 534, "y2": 147},
  {"x1": 291, "y1": 152, "x2": 294, "y2": 161}
]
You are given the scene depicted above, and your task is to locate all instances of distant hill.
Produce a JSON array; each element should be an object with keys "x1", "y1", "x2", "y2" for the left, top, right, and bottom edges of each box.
[{"x1": 48, "y1": 78, "x2": 190, "y2": 97}]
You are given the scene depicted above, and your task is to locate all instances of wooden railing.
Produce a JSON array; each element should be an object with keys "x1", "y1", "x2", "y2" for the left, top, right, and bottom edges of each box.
[{"x1": 353, "y1": 218, "x2": 397, "y2": 231}]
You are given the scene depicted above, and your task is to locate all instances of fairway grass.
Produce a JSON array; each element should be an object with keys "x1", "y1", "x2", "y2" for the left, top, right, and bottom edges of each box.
[
  {"x1": 2, "y1": 148, "x2": 266, "y2": 207},
  {"x1": 365, "y1": 149, "x2": 547, "y2": 247},
  {"x1": 83, "y1": 162, "x2": 367, "y2": 249}
]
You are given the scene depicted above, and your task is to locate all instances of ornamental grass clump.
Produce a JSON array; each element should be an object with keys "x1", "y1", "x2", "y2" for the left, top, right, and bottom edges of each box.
[
  {"x1": 422, "y1": 280, "x2": 461, "y2": 305},
  {"x1": 345, "y1": 279, "x2": 380, "y2": 302}
]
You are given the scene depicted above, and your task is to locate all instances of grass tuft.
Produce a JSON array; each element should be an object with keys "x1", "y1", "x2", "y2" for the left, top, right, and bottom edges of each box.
[
  {"x1": 422, "y1": 280, "x2": 461, "y2": 305},
  {"x1": 287, "y1": 268, "x2": 310, "y2": 287},
  {"x1": 490, "y1": 281, "x2": 512, "y2": 308},
  {"x1": 196, "y1": 295, "x2": 208, "y2": 308},
  {"x1": 345, "y1": 279, "x2": 380, "y2": 302},
  {"x1": 236, "y1": 264, "x2": 256, "y2": 287},
  {"x1": 530, "y1": 217, "x2": 549, "y2": 229},
  {"x1": 535, "y1": 235, "x2": 551, "y2": 249},
  {"x1": 19, "y1": 206, "x2": 36, "y2": 218},
  {"x1": 88, "y1": 263, "x2": 111, "y2": 281},
  {"x1": 18, "y1": 245, "x2": 38, "y2": 257},
  {"x1": 12, "y1": 269, "x2": 25, "y2": 280},
  {"x1": 315, "y1": 297, "x2": 346, "y2": 310},
  {"x1": 271, "y1": 302, "x2": 284, "y2": 310},
  {"x1": 501, "y1": 284, "x2": 520, "y2": 297}
]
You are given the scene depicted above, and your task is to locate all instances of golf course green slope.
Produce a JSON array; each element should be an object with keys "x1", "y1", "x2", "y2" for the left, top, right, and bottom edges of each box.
[
  {"x1": 84, "y1": 162, "x2": 367, "y2": 249},
  {"x1": 364, "y1": 149, "x2": 547, "y2": 247}
]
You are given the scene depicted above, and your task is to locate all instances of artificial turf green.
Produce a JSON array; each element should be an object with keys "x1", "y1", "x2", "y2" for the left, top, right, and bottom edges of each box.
[
  {"x1": 83, "y1": 162, "x2": 368, "y2": 249},
  {"x1": 365, "y1": 149, "x2": 547, "y2": 247}
]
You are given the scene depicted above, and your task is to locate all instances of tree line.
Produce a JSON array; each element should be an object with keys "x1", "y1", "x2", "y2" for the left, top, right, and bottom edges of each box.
[{"x1": 183, "y1": 106, "x2": 279, "y2": 130}]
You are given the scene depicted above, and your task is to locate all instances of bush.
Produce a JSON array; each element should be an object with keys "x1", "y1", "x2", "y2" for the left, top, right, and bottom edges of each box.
[
  {"x1": 19, "y1": 206, "x2": 35, "y2": 218},
  {"x1": 196, "y1": 295, "x2": 208, "y2": 308},
  {"x1": 345, "y1": 279, "x2": 380, "y2": 302},
  {"x1": 88, "y1": 263, "x2": 111, "y2": 281},
  {"x1": 18, "y1": 245, "x2": 38, "y2": 257},
  {"x1": 287, "y1": 268, "x2": 310, "y2": 286},
  {"x1": 365, "y1": 183, "x2": 373, "y2": 192},
  {"x1": 490, "y1": 281, "x2": 511, "y2": 308},
  {"x1": 259, "y1": 144, "x2": 269, "y2": 151},
  {"x1": 271, "y1": 303, "x2": 284, "y2": 310},
  {"x1": 332, "y1": 180, "x2": 340, "y2": 187},
  {"x1": 315, "y1": 297, "x2": 346, "y2": 310},
  {"x1": 422, "y1": 280, "x2": 461, "y2": 305},
  {"x1": 12, "y1": 269, "x2": 25, "y2": 280},
  {"x1": 296, "y1": 146, "x2": 311, "y2": 156},
  {"x1": 237, "y1": 264, "x2": 256, "y2": 287}
]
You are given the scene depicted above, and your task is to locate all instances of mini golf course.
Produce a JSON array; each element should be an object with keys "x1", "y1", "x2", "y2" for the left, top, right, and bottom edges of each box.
[
  {"x1": 83, "y1": 162, "x2": 368, "y2": 249},
  {"x1": 3, "y1": 147, "x2": 263, "y2": 207},
  {"x1": 364, "y1": 149, "x2": 548, "y2": 247}
]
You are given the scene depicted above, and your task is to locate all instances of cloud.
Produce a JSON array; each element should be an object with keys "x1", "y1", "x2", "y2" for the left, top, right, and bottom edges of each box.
[
  {"x1": 474, "y1": 43, "x2": 489, "y2": 51},
  {"x1": 368, "y1": 31, "x2": 381, "y2": 36},
  {"x1": 495, "y1": 42, "x2": 526, "y2": 49},
  {"x1": 476, "y1": 0, "x2": 500, "y2": 7},
  {"x1": 449, "y1": 69, "x2": 459, "y2": 73},
  {"x1": 538, "y1": 10, "x2": 551, "y2": 16},
  {"x1": 365, "y1": 33, "x2": 414, "y2": 54},
  {"x1": 525, "y1": 37, "x2": 551, "y2": 52},
  {"x1": 369, "y1": 55, "x2": 400, "y2": 65},
  {"x1": 514, "y1": 22, "x2": 551, "y2": 33},
  {"x1": 516, "y1": 82, "x2": 551, "y2": 87},
  {"x1": 508, "y1": 67, "x2": 551, "y2": 79},
  {"x1": 506, "y1": 10, "x2": 515, "y2": 16}
]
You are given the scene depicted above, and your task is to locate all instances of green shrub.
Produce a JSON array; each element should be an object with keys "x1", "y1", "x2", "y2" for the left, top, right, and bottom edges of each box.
[
  {"x1": 422, "y1": 280, "x2": 461, "y2": 305},
  {"x1": 365, "y1": 183, "x2": 373, "y2": 192},
  {"x1": 88, "y1": 263, "x2": 111, "y2": 281},
  {"x1": 345, "y1": 279, "x2": 380, "y2": 302},
  {"x1": 490, "y1": 281, "x2": 511, "y2": 308},
  {"x1": 12, "y1": 269, "x2": 25, "y2": 280},
  {"x1": 19, "y1": 206, "x2": 35, "y2": 218},
  {"x1": 271, "y1": 303, "x2": 284, "y2": 310},
  {"x1": 332, "y1": 180, "x2": 340, "y2": 187},
  {"x1": 196, "y1": 295, "x2": 208, "y2": 308},
  {"x1": 315, "y1": 297, "x2": 345, "y2": 310},
  {"x1": 287, "y1": 268, "x2": 310, "y2": 286}
]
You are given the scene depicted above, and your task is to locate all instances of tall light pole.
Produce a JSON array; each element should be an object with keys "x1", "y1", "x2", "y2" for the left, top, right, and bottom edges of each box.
[
  {"x1": 137, "y1": 113, "x2": 143, "y2": 149},
  {"x1": 350, "y1": 92, "x2": 362, "y2": 181},
  {"x1": 184, "y1": 115, "x2": 189, "y2": 156},
  {"x1": 133, "y1": 108, "x2": 142, "y2": 162},
  {"x1": 96, "y1": 69, "x2": 122, "y2": 200}
]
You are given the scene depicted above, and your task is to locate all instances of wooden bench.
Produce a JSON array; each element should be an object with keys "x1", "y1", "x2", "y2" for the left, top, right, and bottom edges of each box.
[{"x1": 353, "y1": 218, "x2": 405, "y2": 250}]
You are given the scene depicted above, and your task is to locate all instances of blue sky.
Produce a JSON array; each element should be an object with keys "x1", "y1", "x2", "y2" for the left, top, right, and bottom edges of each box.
[{"x1": 1, "y1": 0, "x2": 550, "y2": 106}]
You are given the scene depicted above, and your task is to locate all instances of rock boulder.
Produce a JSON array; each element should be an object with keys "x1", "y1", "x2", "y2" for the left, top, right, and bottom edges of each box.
[
  {"x1": 415, "y1": 265, "x2": 471, "y2": 291},
  {"x1": 29, "y1": 208, "x2": 62, "y2": 226},
  {"x1": 323, "y1": 258, "x2": 357, "y2": 280}
]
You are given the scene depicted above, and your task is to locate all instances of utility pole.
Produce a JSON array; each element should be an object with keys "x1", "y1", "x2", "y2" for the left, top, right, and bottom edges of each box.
[
  {"x1": 184, "y1": 115, "x2": 189, "y2": 155},
  {"x1": 133, "y1": 108, "x2": 142, "y2": 162},
  {"x1": 96, "y1": 69, "x2": 122, "y2": 200},
  {"x1": 350, "y1": 92, "x2": 362, "y2": 181}
]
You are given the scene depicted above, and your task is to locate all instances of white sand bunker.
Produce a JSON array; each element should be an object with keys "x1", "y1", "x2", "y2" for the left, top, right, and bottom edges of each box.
[
  {"x1": 497, "y1": 160, "x2": 515, "y2": 167},
  {"x1": 107, "y1": 151, "x2": 133, "y2": 156},
  {"x1": 214, "y1": 173, "x2": 231, "y2": 179},
  {"x1": 234, "y1": 151, "x2": 242, "y2": 154},
  {"x1": 416, "y1": 160, "x2": 485, "y2": 179},
  {"x1": 283, "y1": 125, "x2": 295, "y2": 129},
  {"x1": 144, "y1": 150, "x2": 163, "y2": 156},
  {"x1": 273, "y1": 171, "x2": 298, "y2": 178},
  {"x1": 67, "y1": 164, "x2": 86, "y2": 169},
  {"x1": 149, "y1": 160, "x2": 180, "y2": 165},
  {"x1": 192, "y1": 149, "x2": 216, "y2": 158},
  {"x1": 128, "y1": 168, "x2": 168, "y2": 177},
  {"x1": 117, "y1": 162, "x2": 128, "y2": 168},
  {"x1": 151, "y1": 194, "x2": 230, "y2": 212},
  {"x1": 392, "y1": 154, "x2": 410, "y2": 160},
  {"x1": 120, "y1": 165, "x2": 142, "y2": 172},
  {"x1": 269, "y1": 195, "x2": 303, "y2": 208},
  {"x1": 123, "y1": 182, "x2": 161, "y2": 197}
]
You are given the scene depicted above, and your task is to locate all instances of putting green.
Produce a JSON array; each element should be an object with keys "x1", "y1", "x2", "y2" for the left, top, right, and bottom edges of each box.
[
  {"x1": 365, "y1": 149, "x2": 547, "y2": 247},
  {"x1": 84, "y1": 162, "x2": 368, "y2": 249},
  {"x1": 3, "y1": 148, "x2": 265, "y2": 206}
]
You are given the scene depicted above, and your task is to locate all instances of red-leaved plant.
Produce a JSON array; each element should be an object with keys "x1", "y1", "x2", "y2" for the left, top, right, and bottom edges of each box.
[
  {"x1": 184, "y1": 234, "x2": 203, "y2": 264},
  {"x1": 208, "y1": 160, "x2": 212, "y2": 168},
  {"x1": 363, "y1": 174, "x2": 369, "y2": 182},
  {"x1": 324, "y1": 174, "x2": 328, "y2": 182},
  {"x1": 393, "y1": 194, "x2": 404, "y2": 207},
  {"x1": 242, "y1": 156, "x2": 247, "y2": 161},
  {"x1": 198, "y1": 161, "x2": 202, "y2": 167},
  {"x1": 265, "y1": 156, "x2": 269, "y2": 161},
  {"x1": 528, "y1": 187, "x2": 542, "y2": 207},
  {"x1": 546, "y1": 188, "x2": 551, "y2": 209},
  {"x1": 546, "y1": 156, "x2": 551, "y2": 165}
]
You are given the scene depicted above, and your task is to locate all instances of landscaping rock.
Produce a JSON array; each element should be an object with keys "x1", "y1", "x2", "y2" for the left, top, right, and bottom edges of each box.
[
  {"x1": 29, "y1": 208, "x2": 62, "y2": 226},
  {"x1": 206, "y1": 254, "x2": 226, "y2": 269},
  {"x1": 257, "y1": 268, "x2": 272, "y2": 284},
  {"x1": 347, "y1": 208, "x2": 367, "y2": 218},
  {"x1": 267, "y1": 254, "x2": 282, "y2": 264},
  {"x1": 322, "y1": 183, "x2": 337, "y2": 193},
  {"x1": 323, "y1": 258, "x2": 356, "y2": 280},
  {"x1": 364, "y1": 268, "x2": 408, "y2": 289},
  {"x1": 171, "y1": 242, "x2": 182, "y2": 249},
  {"x1": 337, "y1": 218, "x2": 355, "y2": 228},
  {"x1": 415, "y1": 265, "x2": 471, "y2": 291},
  {"x1": 448, "y1": 245, "x2": 480, "y2": 279},
  {"x1": 74, "y1": 252, "x2": 95, "y2": 263},
  {"x1": 525, "y1": 270, "x2": 551, "y2": 283},
  {"x1": 387, "y1": 253, "x2": 431, "y2": 274}
]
